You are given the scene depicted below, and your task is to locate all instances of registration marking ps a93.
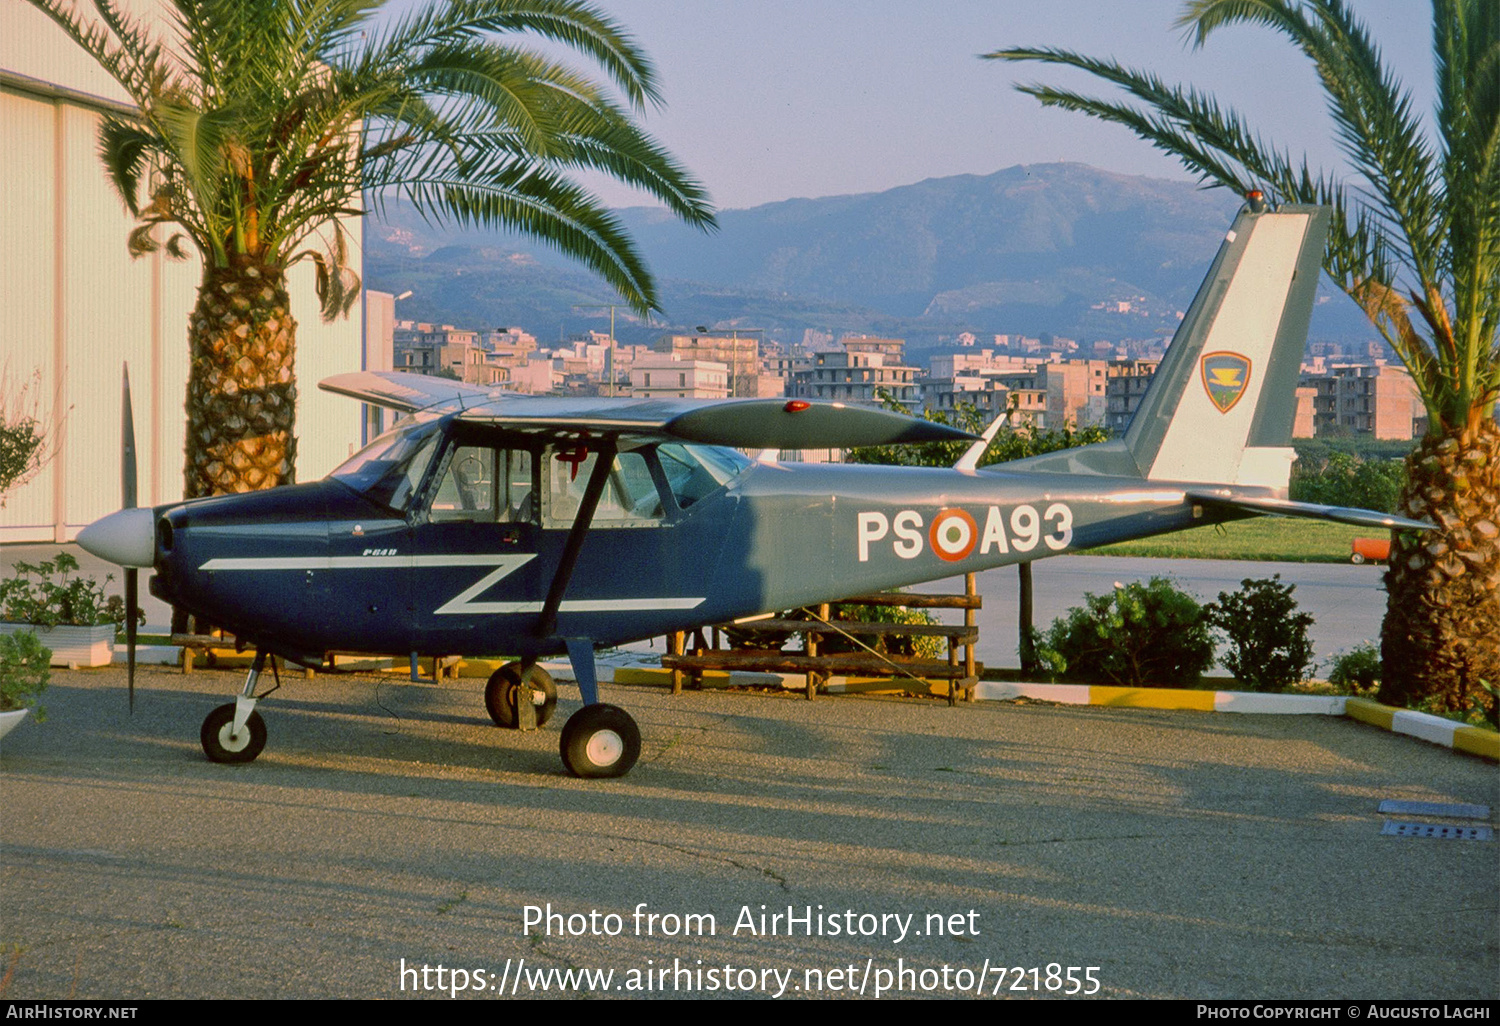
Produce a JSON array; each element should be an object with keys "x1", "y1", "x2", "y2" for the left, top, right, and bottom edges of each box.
[{"x1": 856, "y1": 504, "x2": 1073, "y2": 562}]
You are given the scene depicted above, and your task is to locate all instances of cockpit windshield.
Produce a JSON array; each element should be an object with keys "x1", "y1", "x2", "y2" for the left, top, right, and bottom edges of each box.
[{"x1": 329, "y1": 416, "x2": 442, "y2": 511}]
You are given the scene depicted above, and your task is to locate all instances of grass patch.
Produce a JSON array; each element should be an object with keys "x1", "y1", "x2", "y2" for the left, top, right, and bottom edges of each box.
[
  {"x1": 1088, "y1": 518, "x2": 1373, "y2": 563},
  {"x1": 117, "y1": 633, "x2": 174, "y2": 646}
]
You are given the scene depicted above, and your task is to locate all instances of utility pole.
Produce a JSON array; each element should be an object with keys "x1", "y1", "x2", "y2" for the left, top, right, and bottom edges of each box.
[
  {"x1": 573, "y1": 304, "x2": 622, "y2": 396},
  {"x1": 694, "y1": 324, "x2": 764, "y2": 398}
]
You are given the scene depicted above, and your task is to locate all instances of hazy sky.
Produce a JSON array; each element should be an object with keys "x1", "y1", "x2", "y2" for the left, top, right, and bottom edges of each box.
[{"x1": 558, "y1": 0, "x2": 1434, "y2": 211}]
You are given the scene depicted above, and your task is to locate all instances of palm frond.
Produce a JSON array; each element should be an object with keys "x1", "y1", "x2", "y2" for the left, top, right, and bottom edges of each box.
[
  {"x1": 97, "y1": 117, "x2": 157, "y2": 217},
  {"x1": 991, "y1": 0, "x2": 1500, "y2": 434},
  {"x1": 360, "y1": 0, "x2": 660, "y2": 108},
  {"x1": 398, "y1": 161, "x2": 659, "y2": 313},
  {"x1": 29, "y1": 0, "x2": 713, "y2": 317}
]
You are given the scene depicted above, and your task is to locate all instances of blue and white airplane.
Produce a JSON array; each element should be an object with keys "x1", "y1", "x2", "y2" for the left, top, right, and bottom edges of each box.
[{"x1": 78, "y1": 199, "x2": 1428, "y2": 779}]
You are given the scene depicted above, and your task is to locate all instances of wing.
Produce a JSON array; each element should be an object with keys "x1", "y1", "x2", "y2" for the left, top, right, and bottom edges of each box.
[
  {"x1": 318, "y1": 371, "x2": 490, "y2": 414},
  {"x1": 320, "y1": 371, "x2": 975, "y2": 448}
]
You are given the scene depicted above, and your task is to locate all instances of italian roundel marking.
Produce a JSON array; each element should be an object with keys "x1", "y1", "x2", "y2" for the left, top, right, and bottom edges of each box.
[
  {"x1": 929, "y1": 508, "x2": 978, "y2": 562},
  {"x1": 1201, "y1": 351, "x2": 1252, "y2": 413}
]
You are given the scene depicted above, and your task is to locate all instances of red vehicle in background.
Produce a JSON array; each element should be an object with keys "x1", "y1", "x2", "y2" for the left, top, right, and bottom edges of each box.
[{"x1": 1350, "y1": 536, "x2": 1392, "y2": 564}]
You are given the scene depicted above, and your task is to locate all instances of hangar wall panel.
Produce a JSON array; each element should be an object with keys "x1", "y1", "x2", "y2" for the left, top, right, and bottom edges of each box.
[
  {"x1": 1, "y1": 6, "x2": 367, "y2": 539},
  {"x1": 0, "y1": 90, "x2": 59, "y2": 538},
  {"x1": 59, "y1": 103, "x2": 157, "y2": 531}
]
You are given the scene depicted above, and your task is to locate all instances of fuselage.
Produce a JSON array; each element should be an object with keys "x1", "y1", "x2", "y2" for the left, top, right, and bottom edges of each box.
[{"x1": 143, "y1": 415, "x2": 1243, "y2": 665}]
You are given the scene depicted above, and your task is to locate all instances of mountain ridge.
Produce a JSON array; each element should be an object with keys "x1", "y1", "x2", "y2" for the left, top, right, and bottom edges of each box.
[{"x1": 366, "y1": 162, "x2": 1373, "y2": 346}]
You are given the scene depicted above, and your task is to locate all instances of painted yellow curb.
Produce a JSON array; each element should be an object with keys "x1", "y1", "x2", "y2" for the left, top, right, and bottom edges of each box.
[
  {"x1": 1089, "y1": 686, "x2": 1216, "y2": 711},
  {"x1": 1344, "y1": 698, "x2": 1396, "y2": 730},
  {"x1": 1453, "y1": 726, "x2": 1500, "y2": 761},
  {"x1": 615, "y1": 666, "x2": 733, "y2": 686},
  {"x1": 455, "y1": 658, "x2": 508, "y2": 679},
  {"x1": 613, "y1": 667, "x2": 673, "y2": 685}
]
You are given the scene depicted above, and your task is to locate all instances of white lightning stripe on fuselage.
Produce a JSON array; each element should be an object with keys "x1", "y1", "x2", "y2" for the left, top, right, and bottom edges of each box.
[{"x1": 197, "y1": 554, "x2": 704, "y2": 615}]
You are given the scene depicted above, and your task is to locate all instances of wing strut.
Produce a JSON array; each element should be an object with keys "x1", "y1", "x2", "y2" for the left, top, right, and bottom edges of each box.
[{"x1": 534, "y1": 438, "x2": 618, "y2": 708}]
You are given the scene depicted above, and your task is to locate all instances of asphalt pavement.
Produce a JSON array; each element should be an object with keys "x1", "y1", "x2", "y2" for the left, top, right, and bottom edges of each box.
[{"x1": 1, "y1": 663, "x2": 1494, "y2": 1000}]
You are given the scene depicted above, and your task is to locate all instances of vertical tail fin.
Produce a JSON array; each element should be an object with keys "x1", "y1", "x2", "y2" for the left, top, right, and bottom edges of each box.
[{"x1": 1124, "y1": 203, "x2": 1330, "y2": 489}]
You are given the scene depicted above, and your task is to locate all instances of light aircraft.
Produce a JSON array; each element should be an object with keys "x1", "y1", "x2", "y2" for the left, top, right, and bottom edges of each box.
[{"x1": 78, "y1": 199, "x2": 1429, "y2": 779}]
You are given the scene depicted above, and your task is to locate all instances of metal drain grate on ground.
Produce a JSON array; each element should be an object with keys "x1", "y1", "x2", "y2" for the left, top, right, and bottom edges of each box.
[{"x1": 1380, "y1": 821, "x2": 1493, "y2": 841}]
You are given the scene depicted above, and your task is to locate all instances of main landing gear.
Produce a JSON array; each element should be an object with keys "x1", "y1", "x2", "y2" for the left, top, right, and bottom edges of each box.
[
  {"x1": 557, "y1": 638, "x2": 640, "y2": 779},
  {"x1": 484, "y1": 662, "x2": 557, "y2": 729},
  {"x1": 197, "y1": 644, "x2": 643, "y2": 779},
  {"x1": 559, "y1": 704, "x2": 640, "y2": 778}
]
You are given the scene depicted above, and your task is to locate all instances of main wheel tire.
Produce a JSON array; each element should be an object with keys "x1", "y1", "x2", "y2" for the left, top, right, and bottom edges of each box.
[
  {"x1": 559, "y1": 705, "x2": 640, "y2": 779},
  {"x1": 200, "y1": 703, "x2": 266, "y2": 764},
  {"x1": 484, "y1": 664, "x2": 557, "y2": 729},
  {"x1": 1350, "y1": 552, "x2": 1366, "y2": 564}
]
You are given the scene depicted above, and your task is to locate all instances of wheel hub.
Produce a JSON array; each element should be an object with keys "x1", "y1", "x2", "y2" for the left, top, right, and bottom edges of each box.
[
  {"x1": 585, "y1": 729, "x2": 623, "y2": 767},
  {"x1": 218, "y1": 723, "x2": 251, "y2": 753}
]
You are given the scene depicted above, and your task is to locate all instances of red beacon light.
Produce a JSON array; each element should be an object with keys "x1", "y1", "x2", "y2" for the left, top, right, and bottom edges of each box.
[
  {"x1": 1246, "y1": 190, "x2": 1269, "y2": 213},
  {"x1": 783, "y1": 400, "x2": 810, "y2": 413}
]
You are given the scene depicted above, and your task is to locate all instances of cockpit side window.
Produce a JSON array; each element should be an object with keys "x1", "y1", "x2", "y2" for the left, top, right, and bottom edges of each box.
[
  {"x1": 429, "y1": 446, "x2": 536, "y2": 523},
  {"x1": 542, "y1": 448, "x2": 662, "y2": 528}
]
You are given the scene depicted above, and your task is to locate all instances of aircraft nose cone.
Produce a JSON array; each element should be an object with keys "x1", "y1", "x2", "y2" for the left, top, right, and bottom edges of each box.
[{"x1": 77, "y1": 508, "x2": 155, "y2": 568}]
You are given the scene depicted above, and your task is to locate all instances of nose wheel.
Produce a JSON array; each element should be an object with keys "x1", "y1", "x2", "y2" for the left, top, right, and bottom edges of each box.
[
  {"x1": 201, "y1": 703, "x2": 266, "y2": 763},
  {"x1": 559, "y1": 704, "x2": 640, "y2": 778},
  {"x1": 201, "y1": 650, "x2": 274, "y2": 764}
]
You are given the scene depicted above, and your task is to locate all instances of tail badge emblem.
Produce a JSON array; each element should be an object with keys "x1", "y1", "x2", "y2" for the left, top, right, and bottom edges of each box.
[{"x1": 1201, "y1": 351, "x2": 1252, "y2": 413}]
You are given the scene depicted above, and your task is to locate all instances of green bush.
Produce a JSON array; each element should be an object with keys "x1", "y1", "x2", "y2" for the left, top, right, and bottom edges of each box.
[
  {"x1": 1290, "y1": 451, "x2": 1404, "y2": 513},
  {"x1": 1204, "y1": 576, "x2": 1315, "y2": 691},
  {"x1": 0, "y1": 552, "x2": 137, "y2": 627},
  {"x1": 1325, "y1": 644, "x2": 1381, "y2": 696},
  {"x1": 0, "y1": 630, "x2": 50, "y2": 721},
  {"x1": 1039, "y1": 577, "x2": 1214, "y2": 687}
]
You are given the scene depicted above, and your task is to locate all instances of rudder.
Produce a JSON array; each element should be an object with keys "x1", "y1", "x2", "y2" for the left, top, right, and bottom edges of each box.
[{"x1": 1124, "y1": 202, "x2": 1330, "y2": 490}]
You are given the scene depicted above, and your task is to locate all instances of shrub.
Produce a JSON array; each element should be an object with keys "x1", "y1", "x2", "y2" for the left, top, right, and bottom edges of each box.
[
  {"x1": 1325, "y1": 644, "x2": 1381, "y2": 696},
  {"x1": 828, "y1": 603, "x2": 942, "y2": 659},
  {"x1": 0, "y1": 630, "x2": 50, "y2": 721},
  {"x1": 1040, "y1": 577, "x2": 1214, "y2": 687},
  {"x1": 0, "y1": 553, "x2": 137, "y2": 627},
  {"x1": 1290, "y1": 451, "x2": 1404, "y2": 514},
  {"x1": 1203, "y1": 576, "x2": 1315, "y2": 691}
]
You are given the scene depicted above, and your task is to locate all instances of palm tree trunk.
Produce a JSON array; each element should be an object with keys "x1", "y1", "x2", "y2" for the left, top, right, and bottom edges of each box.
[
  {"x1": 183, "y1": 261, "x2": 298, "y2": 498},
  {"x1": 1379, "y1": 418, "x2": 1500, "y2": 725},
  {"x1": 1018, "y1": 561, "x2": 1037, "y2": 675}
]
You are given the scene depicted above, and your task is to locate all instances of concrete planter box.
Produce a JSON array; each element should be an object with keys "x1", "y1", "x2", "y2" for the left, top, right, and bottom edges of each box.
[
  {"x1": 0, "y1": 708, "x2": 29, "y2": 741},
  {"x1": 0, "y1": 622, "x2": 116, "y2": 668}
]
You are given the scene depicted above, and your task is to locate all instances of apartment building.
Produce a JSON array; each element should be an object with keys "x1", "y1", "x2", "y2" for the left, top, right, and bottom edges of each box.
[
  {"x1": 787, "y1": 341, "x2": 920, "y2": 407},
  {"x1": 1300, "y1": 361, "x2": 1425, "y2": 440},
  {"x1": 1104, "y1": 359, "x2": 1161, "y2": 434},
  {"x1": 630, "y1": 354, "x2": 730, "y2": 399},
  {"x1": 655, "y1": 333, "x2": 761, "y2": 396}
]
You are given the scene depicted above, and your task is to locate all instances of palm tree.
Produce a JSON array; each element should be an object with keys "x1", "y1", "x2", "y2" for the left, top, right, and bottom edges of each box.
[
  {"x1": 27, "y1": 0, "x2": 714, "y2": 498},
  {"x1": 989, "y1": 0, "x2": 1498, "y2": 722}
]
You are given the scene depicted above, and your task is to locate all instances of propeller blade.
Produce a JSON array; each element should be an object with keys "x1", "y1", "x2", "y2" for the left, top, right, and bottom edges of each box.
[
  {"x1": 122, "y1": 363, "x2": 139, "y2": 712},
  {"x1": 125, "y1": 568, "x2": 137, "y2": 713},
  {"x1": 121, "y1": 363, "x2": 137, "y2": 510}
]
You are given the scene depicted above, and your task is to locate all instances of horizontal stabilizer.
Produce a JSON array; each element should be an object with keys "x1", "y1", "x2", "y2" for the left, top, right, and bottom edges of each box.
[{"x1": 1185, "y1": 490, "x2": 1433, "y2": 531}]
